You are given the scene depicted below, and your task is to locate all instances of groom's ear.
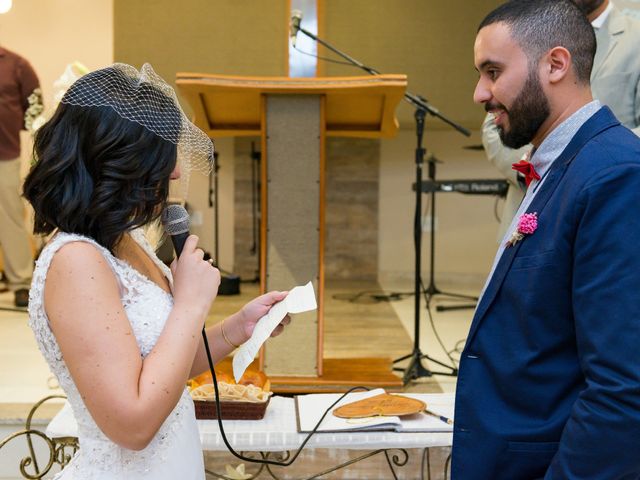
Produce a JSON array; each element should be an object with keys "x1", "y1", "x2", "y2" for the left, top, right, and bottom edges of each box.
[{"x1": 543, "y1": 46, "x2": 572, "y2": 85}]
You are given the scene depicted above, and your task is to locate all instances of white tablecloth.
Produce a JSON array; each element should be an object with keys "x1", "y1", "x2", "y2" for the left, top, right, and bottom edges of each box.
[{"x1": 47, "y1": 395, "x2": 454, "y2": 452}]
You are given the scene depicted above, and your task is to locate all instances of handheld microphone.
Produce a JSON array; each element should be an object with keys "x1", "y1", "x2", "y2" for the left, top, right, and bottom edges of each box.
[
  {"x1": 161, "y1": 204, "x2": 190, "y2": 257},
  {"x1": 290, "y1": 9, "x2": 302, "y2": 47},
  {"x1": 162, "y1": 204, "x2": 239, "y2": 291}
]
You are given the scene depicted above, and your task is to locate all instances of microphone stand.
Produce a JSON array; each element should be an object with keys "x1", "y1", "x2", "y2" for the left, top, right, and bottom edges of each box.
[
  {"x1": 209, "y1": 151, "x2": 241, "y2": 295},
  {"x1": 296, "y1": 26, "x2": 470, "y2": 135},
  {"x1": 296, "y1": 26, "x2": 470, "y2": 382},
  {"x1": 209, "y1": 152, "x2": 219, "y2": 264},
  {"x1": 248, "y1": 142, "x2": 261, "y2": 282}
]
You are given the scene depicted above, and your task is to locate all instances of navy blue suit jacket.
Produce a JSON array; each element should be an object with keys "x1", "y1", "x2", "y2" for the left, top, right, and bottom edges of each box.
[{"x1": 452, "y1": 107, "x2": 640, "y2": 479}]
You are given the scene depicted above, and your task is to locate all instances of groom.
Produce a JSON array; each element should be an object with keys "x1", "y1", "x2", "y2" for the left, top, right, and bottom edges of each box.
[{"x1": 452, "y1": 0, "x2": 640, "y2": 478}]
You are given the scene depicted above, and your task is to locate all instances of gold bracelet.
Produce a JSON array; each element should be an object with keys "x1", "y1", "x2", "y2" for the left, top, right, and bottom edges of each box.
[{"x1": 221, "y1": 318, "x2": 240, "y2": 349}]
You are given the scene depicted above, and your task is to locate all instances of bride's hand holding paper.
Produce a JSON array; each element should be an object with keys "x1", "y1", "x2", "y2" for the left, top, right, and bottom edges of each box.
[
  {"x1": 233, "y1": 282, "x2": 317, "y2": 382},
  {"x1": 239, "y1": 291, "x2": 292, "y2": 339}
]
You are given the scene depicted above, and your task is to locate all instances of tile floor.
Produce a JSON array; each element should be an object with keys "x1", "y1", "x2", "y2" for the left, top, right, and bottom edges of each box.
[{"x1": 0, "y1": 281, "x2": 479, "y2": 406}]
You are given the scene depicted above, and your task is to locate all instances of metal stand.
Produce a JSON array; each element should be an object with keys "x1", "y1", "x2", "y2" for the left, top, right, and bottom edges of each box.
[
  {"x1": 0, "y1": 395, "x2": 77, "y2": 479},
  {"x1": 294, "y1": 24, "x2": 469, "y2": 382},
  {"x1": 205, "y1": 449, "x2": 412, "y2": 480},
  {"x1": 209, "y1": 152, "x2": 220, "y2": 263},
  {"x1": 248, "y1": 142, "x2": 261, "y2": 283},
  {"x1": 209, "y1": 151, "x2": 241, "y2": 294},
  {"x1": 391, "y1": 108, "x2": 459, "y2": 384},
  {"x1": 422, "y1": 147, "x2": 478, "y2": 314}
]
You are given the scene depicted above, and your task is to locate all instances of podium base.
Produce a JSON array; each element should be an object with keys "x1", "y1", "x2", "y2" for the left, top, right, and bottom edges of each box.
[{"x1": 267, "y1": 357, "x2": 403, "y2": 394}]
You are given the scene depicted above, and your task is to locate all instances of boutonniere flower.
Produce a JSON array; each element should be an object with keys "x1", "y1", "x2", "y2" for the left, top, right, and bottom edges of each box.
[{"x1": 506, "y1": 212, "x2": 538, "y2": 247}]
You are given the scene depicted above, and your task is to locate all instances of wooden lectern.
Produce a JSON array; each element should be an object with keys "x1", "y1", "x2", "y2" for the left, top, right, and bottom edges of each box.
[{"x1": 176, "y1": 74, "x2": 407, "y2": 392}]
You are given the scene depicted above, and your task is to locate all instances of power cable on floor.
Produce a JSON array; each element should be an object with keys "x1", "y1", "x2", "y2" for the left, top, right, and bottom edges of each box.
[
  {"x1": 333, "y1": 284, "x2": 468, "y2": 371},
  {"x1": 332, "y1": 290, "x2": 414, "y2": 304},
  {"x1": 420, "y1": 279, "x2": 461, "y2": 370}
]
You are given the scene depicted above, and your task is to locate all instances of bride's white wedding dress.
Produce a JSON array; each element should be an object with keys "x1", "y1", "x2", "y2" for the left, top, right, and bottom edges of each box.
[{"x1": 29, "y1": 231, "x2": 204, "y2": 479}]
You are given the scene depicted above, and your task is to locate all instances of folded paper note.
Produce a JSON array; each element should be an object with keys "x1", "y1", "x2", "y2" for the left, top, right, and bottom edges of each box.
[{"x1": 232, "y1": 281, "x2": 317, "y2": 383}]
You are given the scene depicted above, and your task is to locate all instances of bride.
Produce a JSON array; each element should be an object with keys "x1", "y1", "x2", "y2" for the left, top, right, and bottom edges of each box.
[{"x1": 23, "y1": 63, "x2": 290, "y2": 479}]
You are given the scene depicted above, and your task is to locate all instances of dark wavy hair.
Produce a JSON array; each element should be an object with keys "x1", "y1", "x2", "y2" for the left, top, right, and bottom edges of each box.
[
  {"x1": 23, "y1": 93, "x2": 178, "y2": 253},
  {"x1": 479, "y1": 0, "x2": 596, "y2": 84}
]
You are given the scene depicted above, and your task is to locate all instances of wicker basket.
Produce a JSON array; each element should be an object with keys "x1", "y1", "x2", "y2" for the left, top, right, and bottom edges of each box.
[{"x1": 194, "y1": 397, "x2": 271, "y2": 420}]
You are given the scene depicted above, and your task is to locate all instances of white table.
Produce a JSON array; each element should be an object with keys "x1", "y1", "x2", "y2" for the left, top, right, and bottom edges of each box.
[
  {"x1": 199, "y1": 396, "x2": 453, "y2": 451},
  {"x1": 47, "y1": 394, "x2": 454, "y2": 479}
]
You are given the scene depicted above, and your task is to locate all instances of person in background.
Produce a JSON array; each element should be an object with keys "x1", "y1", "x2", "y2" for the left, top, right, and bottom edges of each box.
[
  {"x1": 0, "y1": 45, "x2": 42, "y2": 307},
  {"x1": 453, "y1": 0, "x2": 640, "y2": 477},
  {"x1": 482, "y1": 0, "x2": 640, "y2": 240}
]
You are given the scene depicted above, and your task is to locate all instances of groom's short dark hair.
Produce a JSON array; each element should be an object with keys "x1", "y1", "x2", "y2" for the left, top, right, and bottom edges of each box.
[{"x1": 479, "y1": 0, "x2": 596, "y2": 84}]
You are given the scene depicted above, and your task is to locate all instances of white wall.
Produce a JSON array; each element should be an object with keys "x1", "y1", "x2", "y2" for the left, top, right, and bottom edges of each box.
[
  {"x1": 0, "y1": 0, "x2": 112, "y2": 270},
  {"x1": 0, "y1": 0, "x2": 114, "y2": 112},
  {"x1": 0, "y1": 0, "x2": 113, "y2": 174},
  {"x1": 0, "y1": 1, "x2": 238, "y2": 270},
  {"x1": 11, "y1": 1, "x2": 636, "y2": 285},
  {"x1": 379, "y1": 128, "x2": 503, "y2": 288},
  {"x1": 185, "y1": 136, "x2": 235, "y2": 274}
]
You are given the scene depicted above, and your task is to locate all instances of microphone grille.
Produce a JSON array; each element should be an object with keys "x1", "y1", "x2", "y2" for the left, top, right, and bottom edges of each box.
[{"x1": 161, "y1": 204, "x2": 190, "y2": 235}]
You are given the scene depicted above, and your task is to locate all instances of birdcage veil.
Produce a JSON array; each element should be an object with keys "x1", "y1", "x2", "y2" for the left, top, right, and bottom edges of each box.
[{"x1": 60, "y1": 63, "x2": 214, "y2": 198}]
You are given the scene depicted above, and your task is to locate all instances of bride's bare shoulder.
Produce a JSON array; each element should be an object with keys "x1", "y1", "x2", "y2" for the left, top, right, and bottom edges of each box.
[{"x1": 46, "y1": 240, "x2": 118, "y2": 293}]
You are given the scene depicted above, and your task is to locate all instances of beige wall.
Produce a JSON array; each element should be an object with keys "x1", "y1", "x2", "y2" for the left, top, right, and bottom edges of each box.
[
  {"x1": 322, "y1": 0, "x2": 502, "y2": 131},
  {"x1": 379, "y1": 129, "x2": 503, "y2": 287},
  {"x1": 321, "y1": 0, "x2": 503, "y2": 286},
  {"x1": 114, "y1": 0, "x2": 288, "y2": 84},
  {"x1": 0, "y1": 0, "x2": 114, "y2": 109},
  {"x1": 3, "y1": 0, "x2": 509, "y2": 286},
  {"x1": 0, "y1": 0, "x2": 113, "y2": 171},
  {"x1": 114, "y1": 0, "x2": 289, "y2": 271},
  {"x1": 0, "y1": 0, "x2": 113, "y2": 272}
]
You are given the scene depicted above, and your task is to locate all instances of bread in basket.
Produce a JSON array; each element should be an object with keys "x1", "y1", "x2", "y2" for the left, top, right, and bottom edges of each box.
[{"x1": 187, "y1": 367, "x2": 272, "y2": 420}]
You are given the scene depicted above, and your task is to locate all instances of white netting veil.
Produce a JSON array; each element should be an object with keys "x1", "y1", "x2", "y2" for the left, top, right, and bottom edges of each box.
[{"x1": 60, "y1": 63, "x2": 214, "y2": 196}]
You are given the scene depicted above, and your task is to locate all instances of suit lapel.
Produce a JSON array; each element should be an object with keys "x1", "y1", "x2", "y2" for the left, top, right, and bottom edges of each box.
[
  {"x1": 465, "y1": 166, "x2": 568, "y2": 345},
  {"x1": 465, "y1": 107, "x2": 620, "y2": 346},
  {"x1": 592, "y1": 9, "x2": 625, "y2": 78}
]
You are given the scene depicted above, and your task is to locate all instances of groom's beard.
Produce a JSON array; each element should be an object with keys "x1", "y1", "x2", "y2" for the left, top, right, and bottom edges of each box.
[{"x1": 487, "y1": 69, "x2": 550, "y2": 149}]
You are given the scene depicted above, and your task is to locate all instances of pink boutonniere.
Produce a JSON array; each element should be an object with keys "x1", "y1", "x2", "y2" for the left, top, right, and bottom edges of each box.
[{"x1": 507, "y1": 212, "x2": 538, "y2": 247}]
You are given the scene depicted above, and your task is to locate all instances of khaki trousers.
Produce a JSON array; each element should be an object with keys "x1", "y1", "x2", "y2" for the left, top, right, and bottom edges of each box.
[{"x1": 0, "y1": 158, "x2": 33, "y2": 290}]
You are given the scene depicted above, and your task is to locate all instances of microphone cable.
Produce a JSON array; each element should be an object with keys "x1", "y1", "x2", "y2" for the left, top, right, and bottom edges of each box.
[
  {"x1": 199, "y1": 328, "x2": 369, "y2": 467},
  {"x1": 161, "y1": 205, "x2": 370, "y2": 465},
  {"x1": 292, "y1": 44, "x2": 357, "y2": 66}
]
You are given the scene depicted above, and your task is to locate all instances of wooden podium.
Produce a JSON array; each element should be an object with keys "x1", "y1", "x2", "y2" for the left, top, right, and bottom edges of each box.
[{"x1": 176, "y1": 74, "x2": 407, "y2": 392}]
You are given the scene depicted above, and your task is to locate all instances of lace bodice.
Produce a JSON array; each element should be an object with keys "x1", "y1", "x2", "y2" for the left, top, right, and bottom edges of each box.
[{"x1": 29, "y1": 231, "x2": 204, "y2": 479}]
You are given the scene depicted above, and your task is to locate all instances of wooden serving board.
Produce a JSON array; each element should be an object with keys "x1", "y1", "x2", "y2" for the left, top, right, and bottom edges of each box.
[{"x1": 333, "y1": 393, "x2": 425, "y2": 418}]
